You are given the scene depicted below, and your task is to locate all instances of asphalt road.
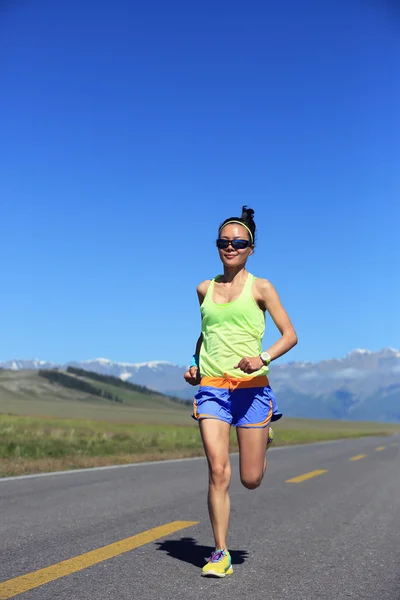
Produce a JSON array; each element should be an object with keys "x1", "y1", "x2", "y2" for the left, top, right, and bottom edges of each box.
[{"x1": 1, "y1": 435, "x2": 399, "y2": 600}]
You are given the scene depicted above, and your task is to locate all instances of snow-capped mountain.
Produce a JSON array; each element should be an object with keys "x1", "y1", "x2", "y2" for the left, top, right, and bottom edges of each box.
[
  {"x1": 1, "y1": 349, "x2": 400, "y2": 421},
  {"x1": 70, "y1": 359, "x2": 184, "y2": 390},
  {"x1": 0, "y1": 357, "x2": 187, "y2": 394},
  {"x1": 1, "y1": 359, "x2": 56, "y2": 371}
]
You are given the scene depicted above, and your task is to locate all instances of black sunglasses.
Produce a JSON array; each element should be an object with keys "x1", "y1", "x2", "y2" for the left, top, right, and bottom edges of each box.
[{"x1": 216, "y1": 238, "x2": 251, "y2": 250}]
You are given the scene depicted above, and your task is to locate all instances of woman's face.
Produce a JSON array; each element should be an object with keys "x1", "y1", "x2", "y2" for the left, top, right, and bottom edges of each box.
[{"x1": 217, "y1": 223, "x2": 253, "y2": 268}]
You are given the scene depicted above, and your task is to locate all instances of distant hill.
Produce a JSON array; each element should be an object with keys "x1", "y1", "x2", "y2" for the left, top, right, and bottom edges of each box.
[
  {"x1": 0, "y1": 368, "x2": 191, "y2": 424},
  {"x1": 2, "y1": 348, "x2": 400, "y2": 422},
  {"x1": 64, "y1": 366, "x2": 187, "y2": 402}
]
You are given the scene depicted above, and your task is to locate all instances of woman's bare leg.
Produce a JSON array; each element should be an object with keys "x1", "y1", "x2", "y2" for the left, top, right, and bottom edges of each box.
[
  {"x1": 236, "y1": 425, "x2": 270, "y2": 489},
  {"x1": 199, "y1": 419, "x2": 231, "y2": 549}
]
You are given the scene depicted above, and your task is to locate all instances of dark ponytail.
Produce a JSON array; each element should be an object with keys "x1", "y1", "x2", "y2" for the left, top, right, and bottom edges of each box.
[{"x1": 218, "y1": 205, "x2": 256, "y2": 244}]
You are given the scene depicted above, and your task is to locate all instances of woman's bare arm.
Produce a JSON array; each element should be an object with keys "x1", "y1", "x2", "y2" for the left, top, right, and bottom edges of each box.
[
  {"x1": 234, "y1": 278, "x2": 297, "y2": 374},
  {"x1": 183, "y1": 280, "x2": 211, "y2": 385}
]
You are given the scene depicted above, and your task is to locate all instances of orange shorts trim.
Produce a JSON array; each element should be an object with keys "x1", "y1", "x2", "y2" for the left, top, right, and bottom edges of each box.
[
  {"x1": 241, "y1": 399, "x2": 273, "y2": 427},
  {"x1": 200, "y1": 374, "x2": 269, "y2": 391}
]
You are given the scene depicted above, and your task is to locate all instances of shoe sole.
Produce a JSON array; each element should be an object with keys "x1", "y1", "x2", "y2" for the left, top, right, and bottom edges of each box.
[{"x1": 201, "y1": 566, "x2": 233, "y2": 578}]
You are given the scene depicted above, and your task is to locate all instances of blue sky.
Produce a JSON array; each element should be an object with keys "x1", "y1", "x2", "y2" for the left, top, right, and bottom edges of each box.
[{"x1": 1, "y1": 0, "x2": 399, "y2": 366}]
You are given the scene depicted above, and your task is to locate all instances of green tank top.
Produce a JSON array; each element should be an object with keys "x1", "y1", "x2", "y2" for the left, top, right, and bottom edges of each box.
[{"x1": 199, "y1": 272, "x2": 268, "y2": 378}]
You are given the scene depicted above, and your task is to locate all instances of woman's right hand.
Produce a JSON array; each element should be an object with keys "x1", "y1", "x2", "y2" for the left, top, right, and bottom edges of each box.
[{"x1": 183, "y1": 366, "x2": 201, "y2": 386}]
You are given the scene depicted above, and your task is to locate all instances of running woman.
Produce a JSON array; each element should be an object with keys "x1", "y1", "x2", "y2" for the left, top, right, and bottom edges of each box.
[{"x1": 183, "y1": 206, "x2": 298, "y2": 577}]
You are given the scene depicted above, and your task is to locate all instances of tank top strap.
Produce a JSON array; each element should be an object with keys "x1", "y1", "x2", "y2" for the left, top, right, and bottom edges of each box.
[
  {"x1": 203, "y1": 276, "x2": 219, "y2": 303},
  {"x1": 242, "y1": 272, "x2": 255, "y2": 297}
]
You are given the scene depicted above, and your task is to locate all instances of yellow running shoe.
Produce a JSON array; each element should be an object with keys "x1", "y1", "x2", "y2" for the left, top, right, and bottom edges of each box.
[
  {"x1": 202, "y1": 549, "x2": 233, "y2": 577},
  {"x1": 267, "y1": 426, "x2": 274, "y2": 450}
]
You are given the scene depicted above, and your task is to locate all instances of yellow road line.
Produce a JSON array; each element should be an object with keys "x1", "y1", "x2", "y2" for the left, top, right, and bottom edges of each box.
[
  {"x1": 285, "y1": 469, "x2": 328, "y2": 483},
  {"x1": 375, "y1": 446, "x2": 386, "y2": 451},
  {"x1": 350, "y1": 454, "x2": 367, "y2": 461},
  {"x1": 0, "y1": 520, "x2": 198, "y2": 600}
]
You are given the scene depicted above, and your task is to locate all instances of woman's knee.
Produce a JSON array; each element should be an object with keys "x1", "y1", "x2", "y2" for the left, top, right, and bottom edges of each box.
[
  {"x1": 240, "y1": 472, "x2": 263, "y2": 490},
  {"x1": 209, "y1": 462, "x2": 231, "y2": 487}
]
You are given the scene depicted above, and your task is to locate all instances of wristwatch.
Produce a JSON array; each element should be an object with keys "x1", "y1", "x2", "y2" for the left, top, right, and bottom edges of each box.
[{"x1": 260, "y1": 351, "x2": 271, "y2": 366}]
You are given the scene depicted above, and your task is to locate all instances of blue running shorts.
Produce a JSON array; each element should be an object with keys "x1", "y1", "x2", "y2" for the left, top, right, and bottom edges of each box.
[{"x1": 192, "y1": 374, "x2": 282, "y2": 428}]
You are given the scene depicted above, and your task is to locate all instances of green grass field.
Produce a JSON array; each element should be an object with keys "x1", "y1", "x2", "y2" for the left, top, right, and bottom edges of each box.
[
  {"x1": 1, "y1": 369, "x2": 399, "y2": 477},
  {"x1": 1, "y1": 413, "x2": 398, "y2": 478}
]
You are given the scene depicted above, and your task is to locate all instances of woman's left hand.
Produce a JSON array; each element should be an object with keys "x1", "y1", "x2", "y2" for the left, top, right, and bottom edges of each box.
[{"x1": 233, "y1": 356, "x2": 264, "y2": 374}]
